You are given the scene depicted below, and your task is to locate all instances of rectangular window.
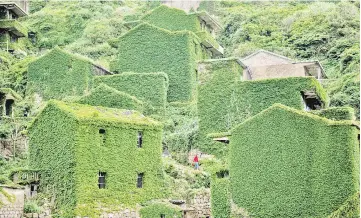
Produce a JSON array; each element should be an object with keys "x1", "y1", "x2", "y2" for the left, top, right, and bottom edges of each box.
[
  {"x1": 98, "y1": 172, "x2": 106, "y2": 189},
  {"x1": 99, "y1": 129, "x2": 106, "y2": 145},
  {"x1": 137, "y1": 131, "x2": 143, "y2": 148},
  {"x1": 137, "y1": 173, "x2": 144, "y2": 188},
  {"x1": 161, "y1": 215, "x2": 165, "y2": 218}
]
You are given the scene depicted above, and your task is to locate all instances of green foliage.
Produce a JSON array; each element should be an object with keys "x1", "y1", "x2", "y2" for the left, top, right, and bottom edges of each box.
[
  {"x1": 328, "y1": 192, "x2": 360, "y2": 218},
  {"x1": 310, "y1": 107, "x2": 355, "y2": 121},
  {"x1": 163, "y1": 102, "x2": 198, "y2": 155},
  {"x1": 110, "y1": 23, "x2": 199, "y2": 102},
  {"x1": 197, "y1": 58, "x2": 242, "y2": 137},
  {"x1": 29, "y1": 101, "x2": 164, "y2": 217},
  {"x1": 211, "y1": 178, "x2": 231, "y2": 218},
  {"x1": 141, "y1": 5, "x2": 201, "y2": 32},
  {"x1": 27, "y1": 48, "x2": 94, "y2": 100},
  {"x1": 94, "y1": 72, "x2": 168, "y2": 115},
  {"x1": 24, "y1": 200, "x2": 42, "y2": 213},
  {"x1": 328, "y1": 73, "x2": 360, "y2": 119},
  {"x1": 140, "y1": 202, "x2": 182, "y2": 218},
  {"x1": 76, "y1": 83, "x2": 144, "y2": 112},
  {"x1": 0, "y1": 20, "x2": 28, "y2": 37},
  {"x1": 230, "y1": 104, "x2": 359, "y2": 218}
]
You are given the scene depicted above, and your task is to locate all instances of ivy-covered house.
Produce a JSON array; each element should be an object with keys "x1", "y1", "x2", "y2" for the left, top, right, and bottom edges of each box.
[
  {"x1": 229, "y1": 104, "x2": 359, "y2": 218},
  {"x1": 240, "y1": 50, "x2": 327, "y2": 80},
  {"x1": 110, "y1": 23, "x2": 198, "y2": 102},
  {"x1": 0, "y1": 2, "x2": 28, "y2": 52},
  {"x1": 27, "y1": 48, "x2": 112, "y2": 100},
  {"x1": 197, "y1": 57, "x2": 328, "y2": 153},
  {"x1": 28, "y1": 100, "x2": 164, "y2": 217},
  {"x1": 140, "y1": 5, "x2": 224, "y2": 57}
]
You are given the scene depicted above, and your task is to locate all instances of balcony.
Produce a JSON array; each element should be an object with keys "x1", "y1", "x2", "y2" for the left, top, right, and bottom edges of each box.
[
  {"x1": 0, "y1": 19, "x2": 28, "y2": 37},
  {"x1": 196, "y1": 31, "x2": 224, "y2": 56}
]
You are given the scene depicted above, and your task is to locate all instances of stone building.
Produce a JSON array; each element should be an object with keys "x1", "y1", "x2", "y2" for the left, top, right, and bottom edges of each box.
[
  {"x1": 28, "y1": 100, "x2": 164, "y2": 217},
  {"x1": 239, "y1": 50, "x2": 327, "y2": 80},
  {"x1": 0, "y1": 2, "x2": 28, "y2": 52},
  {"x1": 0, "y1": 88, "x2": 22, "y2": 118}
]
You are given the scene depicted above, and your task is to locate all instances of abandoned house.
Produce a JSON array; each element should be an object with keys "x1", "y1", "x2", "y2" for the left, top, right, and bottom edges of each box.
[
  {"x1": 28, "y1": 100, "x2": 164, "y2": 216},
  {"x1": 27, "y1": 47, "x2": 112, "y2": 100},
  {"x1": 139, "y1": 5, "x2": 223, "y2": 57},
  {"x1": 239, "y1": 50, "x2": 327, "y2": 80},
  {"x1": 229, "y1": 104, "x2": 359, "y2": 217},
  {"x1": 0, "y1": 2, "x2": 28, "y2": 52},
  {"x1": 0, "y1": 88, "x2": 22, "y2": 118}
]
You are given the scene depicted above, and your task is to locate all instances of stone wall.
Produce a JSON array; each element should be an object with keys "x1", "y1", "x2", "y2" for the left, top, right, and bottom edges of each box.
[{"x1": 0, "y1": 187, "x2": 24, "y2": 218}]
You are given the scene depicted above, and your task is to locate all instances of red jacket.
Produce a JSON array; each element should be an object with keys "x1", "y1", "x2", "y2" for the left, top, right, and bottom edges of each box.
[{"x1": 193, "y1": 155, "x2": 199, "y2": 162}]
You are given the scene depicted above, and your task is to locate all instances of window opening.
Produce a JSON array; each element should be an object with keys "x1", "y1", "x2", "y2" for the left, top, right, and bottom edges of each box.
[
  {"x1": 160, "y1": 215, "x2": 165, "y2": 218},
  {"x1": 137, "y1": 173, "x2": 144, "y2": 188},
  {"x1": 216, "y1": 170, "x2": 229, "y2": 178},
  {"x1": 99, "y1": 129, "x2": 106, "y2": 144},
  {"x1": 30, "y1": 183, "x2": 38, "y2": 197},
  {"x1": 5, "y1": 99, "x2": 14, "y2": 116},
  {"x1": 137, "y1": 131, "x2": 143, "y2": 148},
  {"x1": 98, "y1": 172, "x2": 106, "y2": 189},
  {"x1": 301, "y1": 91, "x2": 322, "y2": 111}
]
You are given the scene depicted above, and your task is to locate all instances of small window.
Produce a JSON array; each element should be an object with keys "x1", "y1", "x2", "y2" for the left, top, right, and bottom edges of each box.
[
  {"x1": 5, "y1": 99, "x2": 14, "y2": 116},
  {"x1": 137, "y1": 131, "x2": 143, "y2": 148},
  {"x1": 99, "y1": 129, "x2": 106, "y2": 144},
  {"x1": 137, "y1": 173, "x2": 144, "y2": 188},
  {"x1": 98, "y1": 172, "x2": 106, "y2": 189},
  {"x1": 160, "y1": 215, "x2": 165, "y2": 218}
]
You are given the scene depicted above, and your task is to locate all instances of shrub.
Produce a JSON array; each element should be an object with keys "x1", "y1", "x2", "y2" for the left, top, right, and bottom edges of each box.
[
  {"x1": 140, "y1": 202, "x2": 182, "y2": 218},
  {"x1": 310, "y1": 107, "x2": 355, "y2": 121}
]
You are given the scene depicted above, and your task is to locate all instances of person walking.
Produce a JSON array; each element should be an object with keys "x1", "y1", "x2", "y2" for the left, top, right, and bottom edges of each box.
[{"x1": 193, "y1": 154, "x2": 199, "y2": 170}]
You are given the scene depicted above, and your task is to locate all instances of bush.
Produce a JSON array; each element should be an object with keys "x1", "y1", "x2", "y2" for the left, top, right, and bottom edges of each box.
[{"x1": 24, "y1": 201, "x2": 42, "y2": 213}]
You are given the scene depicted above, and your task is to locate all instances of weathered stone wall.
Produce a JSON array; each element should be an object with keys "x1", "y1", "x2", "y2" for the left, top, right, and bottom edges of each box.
[{"x1": 0, "y1": 187, "x2": 24, "y2": 218}]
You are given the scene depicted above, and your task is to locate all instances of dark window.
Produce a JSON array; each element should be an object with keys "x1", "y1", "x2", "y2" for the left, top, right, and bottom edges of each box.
[
  {"x1": 216, "y1": 170, "x2": 229, "y2": 178},
  {"x1": 99, "y1": 129, "x2": 106, "y2": 144},
  {"x1": 137, "y1": 131, "x2": 143, "y2": 148},
  {"x1": 98, "y1": 172, "x2": 106, "y2": 189},
  {"x1": 137, "y1": 173, "x2": 144, "y2": 188},
  {"x1": 161, "y1": 215, "x2": 165, "y2": 218},
  {"x1": 5, "y1": 99, "x2": 14, "y2": 116}
]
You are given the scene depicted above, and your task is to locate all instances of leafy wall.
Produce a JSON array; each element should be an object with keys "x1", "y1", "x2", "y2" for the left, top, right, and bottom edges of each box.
[
  {"x1": 211, "y1": 178, "x2": 231, "y2": 218},
  {"x1": 310, "y1": 107, "x2": 355, "y2": 121},
  {"x1": 76, "y1": 83, "x2": 144, "y2": 112},
  {"x1": 141, "y1": 5, "x2": 201, "y2": 32},
  {"x1": 328, "y1": 192, "x2": 360, "y2": 218},
  {"x1": 109, "y1": 23, "x2": 200, "y2": 102},
  {"x1": 94, "y1": 72, "x2": 168, "y2": 116},
  {"x1": 29, "y1": 101, "x2": 165, "y2": 217},
  {"x1": 197, "y1": 58, "x2": 242, "y2": 138},
  {"x1": 230, "y1": 104, "x2": 359, "y2": 218},
  {"x1": 27, "y1": 48, "x2": 94, "y2": 100},
  {"x1": 28, "y1": 102, "x2": 77, "y2": 217},
  {"x1": 139, "y1": 202, "x2": 182, "y2": 218}
]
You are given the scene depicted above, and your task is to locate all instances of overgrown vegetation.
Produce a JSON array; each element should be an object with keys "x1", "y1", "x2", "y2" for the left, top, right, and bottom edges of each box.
[{"x1": 230, "y1": 104, "x2": 359, "y2": 218}]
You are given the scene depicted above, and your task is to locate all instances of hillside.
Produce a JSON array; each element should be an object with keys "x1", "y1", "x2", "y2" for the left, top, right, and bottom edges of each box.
[{"x1": 0, "y1": 1, "x2": 359, "y2": 217}]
